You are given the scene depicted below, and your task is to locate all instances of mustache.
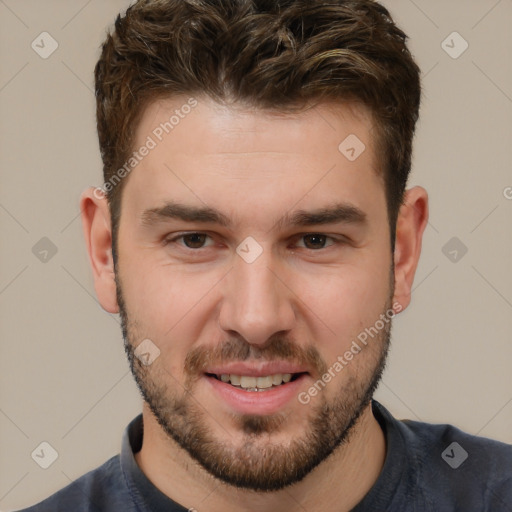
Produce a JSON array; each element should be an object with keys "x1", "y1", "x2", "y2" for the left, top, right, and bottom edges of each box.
[{"x1": 184, "y1": 335, "x2": 328, "y2": 377}]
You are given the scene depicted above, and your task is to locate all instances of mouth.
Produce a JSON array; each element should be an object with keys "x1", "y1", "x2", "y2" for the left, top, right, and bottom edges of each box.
[
  {"x1": 205, "y1": 372, "x2": 307, "y2": 392},
  {"x1": 203, "y1": 367, "x2": 311, "y2": 415}
]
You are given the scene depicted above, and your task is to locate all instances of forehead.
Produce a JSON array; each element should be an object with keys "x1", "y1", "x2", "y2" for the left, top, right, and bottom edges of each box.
[
  {"x1": 135, "y1": 95, "x2": 378, "y2": 164},
  {"x1": 123, "y1": 95, "x2": 385, "y2": 227}
]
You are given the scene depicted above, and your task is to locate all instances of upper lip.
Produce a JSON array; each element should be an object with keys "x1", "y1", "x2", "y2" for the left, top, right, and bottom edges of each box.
[{"x1": 205, "y1": 361, "x2": 310, "y2": 377}]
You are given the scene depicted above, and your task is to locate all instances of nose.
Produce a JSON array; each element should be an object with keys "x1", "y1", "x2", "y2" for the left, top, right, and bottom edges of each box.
[{"x1": 218, "y1": 251, "x2": 296, "y2": 347}]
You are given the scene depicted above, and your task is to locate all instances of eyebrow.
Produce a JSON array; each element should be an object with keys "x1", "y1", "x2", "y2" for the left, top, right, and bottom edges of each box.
[
  {"x1": 141, "y1": 202, "x2": 231, "y2": 227},
  {"x1": 140, "y1": 201, "x2": 367, "y2": 230},
  {"x1": 276, "y1": 203, "x2": 367, "y2": 230}
]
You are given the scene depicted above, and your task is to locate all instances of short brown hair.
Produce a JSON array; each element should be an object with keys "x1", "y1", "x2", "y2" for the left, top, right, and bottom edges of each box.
[{"x1": 95, "y1": 0, "x2": 421, "y2": 251}]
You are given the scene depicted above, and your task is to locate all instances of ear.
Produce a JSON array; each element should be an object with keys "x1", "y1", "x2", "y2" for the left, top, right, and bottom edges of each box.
[
  {"x1": 80, "y1": 187, "x2": 119, "y2": 313},
  {"x1": 392, "y1": 186, "x2": 429, "y2": 312}
]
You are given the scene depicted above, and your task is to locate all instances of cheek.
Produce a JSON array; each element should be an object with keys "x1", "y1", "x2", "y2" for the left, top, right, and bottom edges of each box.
[
  {"x1": 118, "y1": 254, "x2": 223, "y2": 364},
  {"x1": 296, "y1": 259, "x2": 391, "y2": 352}
]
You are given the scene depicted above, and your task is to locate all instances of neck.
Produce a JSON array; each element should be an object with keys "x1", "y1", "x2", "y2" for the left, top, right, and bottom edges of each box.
[{"x1": 134, "y1": 403, "x2": 386, "y2": 512}]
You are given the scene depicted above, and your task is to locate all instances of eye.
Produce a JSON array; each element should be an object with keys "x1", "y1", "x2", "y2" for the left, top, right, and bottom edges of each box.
[
  {"x1": 165, "y1": 232, "x2": 214, "y2": 249},
  {"x1": 296, "y1": 234, "x2": 337, "y2": 250}
]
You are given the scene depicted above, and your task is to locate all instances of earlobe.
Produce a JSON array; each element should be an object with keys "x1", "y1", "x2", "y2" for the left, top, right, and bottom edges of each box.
[
  {"x1": 80, "y1": 187, "x2": 119, "y2": 313},
  {"x1": 392, "y1": 186, "x2": 429, "y2": 312}
]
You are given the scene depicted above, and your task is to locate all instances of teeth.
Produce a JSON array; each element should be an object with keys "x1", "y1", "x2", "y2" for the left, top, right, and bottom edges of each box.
[
  {"x1": 256, "y1": 376, "x2": 273, "y2": 389},
  {"x1": 272, "y1": 374, "x2": 283, "y2": 385},
  {"x1": 217, "y1": 373, "x2": 297, "y2": 389},
  {"x1": 240, "y1": 376, "x2": 257, "y2": 389}
]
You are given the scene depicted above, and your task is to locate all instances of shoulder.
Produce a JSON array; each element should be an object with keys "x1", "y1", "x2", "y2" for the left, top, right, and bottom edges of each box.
[
  {"x1": 15, "y1": 454, "x2": 136, "y2": 512},
  {"x1": 397, "y1": 412, "x2": 512, "y2": 507},
  {"x1": 402, "y1": 415, "x2": 512, "y2": 469}
]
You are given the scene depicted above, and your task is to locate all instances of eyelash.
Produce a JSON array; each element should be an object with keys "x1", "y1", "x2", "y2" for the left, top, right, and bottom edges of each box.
[{"x1": 163, "y1": 232, "x2": 345, "y2": 251}]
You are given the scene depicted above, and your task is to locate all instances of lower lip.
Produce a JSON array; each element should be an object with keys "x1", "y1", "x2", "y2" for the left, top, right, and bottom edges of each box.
[{"x1": 205, "y1": 374, "x2": 309, "y2": 415}]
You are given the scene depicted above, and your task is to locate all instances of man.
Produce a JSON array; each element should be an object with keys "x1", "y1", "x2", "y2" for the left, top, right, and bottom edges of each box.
[{"x1": 19, "y1": 0, "x2": 511, "y2": 511}]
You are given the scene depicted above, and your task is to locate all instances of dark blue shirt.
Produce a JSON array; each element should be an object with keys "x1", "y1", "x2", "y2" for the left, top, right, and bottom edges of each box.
[{"x1": 17, "y1": 401, "x2": 512, "y2": 511}]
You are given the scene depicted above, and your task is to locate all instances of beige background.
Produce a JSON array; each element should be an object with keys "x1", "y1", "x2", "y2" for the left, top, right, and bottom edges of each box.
[{"x1": 1, "y1": 0, "x2": 511, "y2": 510}]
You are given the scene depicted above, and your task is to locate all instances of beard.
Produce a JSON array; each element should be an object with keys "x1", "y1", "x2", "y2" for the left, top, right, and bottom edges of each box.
[{"x1": 116, "y1": 270, "x2": 393, "y2": 492}]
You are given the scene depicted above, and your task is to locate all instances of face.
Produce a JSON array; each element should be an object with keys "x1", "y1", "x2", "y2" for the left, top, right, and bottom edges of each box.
[{"x1": 115, "y1": 96, "x2": 396, "y2": 491}]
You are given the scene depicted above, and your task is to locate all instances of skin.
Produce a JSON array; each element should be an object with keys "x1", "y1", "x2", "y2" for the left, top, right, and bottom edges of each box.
[{"x1": 81, "y1": 96, "x2": 428, "y2": 512}]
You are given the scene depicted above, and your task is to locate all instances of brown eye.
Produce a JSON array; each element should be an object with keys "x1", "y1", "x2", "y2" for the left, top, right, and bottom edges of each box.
[
  {"x1": 301, "y1": 234, "x2": 330, "y2": 250},
  {"x1": 181, "y1": 233, "x2": 208, "y2": 248}
]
